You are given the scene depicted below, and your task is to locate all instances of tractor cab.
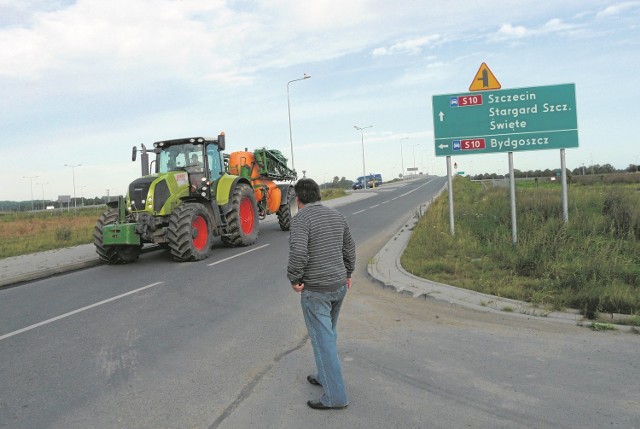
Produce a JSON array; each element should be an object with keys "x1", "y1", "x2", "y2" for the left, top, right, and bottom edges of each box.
[{"x1": 152, "y1": 134, "x2": 226, "y2": 198}]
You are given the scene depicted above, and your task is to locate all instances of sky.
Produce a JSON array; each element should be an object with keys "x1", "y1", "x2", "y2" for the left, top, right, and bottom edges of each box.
[{"x1": 1, "y1": 0, "x2": 639, "y2": 202}]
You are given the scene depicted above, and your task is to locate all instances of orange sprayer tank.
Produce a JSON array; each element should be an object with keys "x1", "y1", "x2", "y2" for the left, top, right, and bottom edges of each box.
[
  {"x1": 254, "y1": 179, "x2": 282, "y2": 213},
  {"x1": 227, "y1": 151, "x2": 260, "y2": 180}
]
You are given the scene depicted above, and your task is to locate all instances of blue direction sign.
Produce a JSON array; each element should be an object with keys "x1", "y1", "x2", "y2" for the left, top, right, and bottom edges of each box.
[{"x1": 432, "y1": 83, "x2": 578, "y2": 157}]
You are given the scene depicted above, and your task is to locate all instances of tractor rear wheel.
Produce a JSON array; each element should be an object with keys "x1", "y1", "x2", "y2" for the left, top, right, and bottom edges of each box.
[
  {"x1": 221, "y1": 183, "x2": 259, "y2": 247},
  {"x1": 167, "y1": 203, "x2": 214, "y2": 261},
  {"x1": 276, "y1": 186, "x2": 297, "y2": 231},
  {"x1": 93, "y1": 209, "x2": 141, "y2": 264}
]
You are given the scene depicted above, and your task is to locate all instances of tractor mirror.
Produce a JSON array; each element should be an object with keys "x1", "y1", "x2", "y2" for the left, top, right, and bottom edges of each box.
[
  {"x1": 217, "y1": 133, "x2": 225, "y2": 151},
  {"x1": 132, "y1": 146, "x2": 137, "y2": 162}
]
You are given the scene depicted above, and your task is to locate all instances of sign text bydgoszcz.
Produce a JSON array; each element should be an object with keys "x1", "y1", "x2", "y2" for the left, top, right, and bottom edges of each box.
[{"x1": 432, "y1": 83, "x2": 578, "y2": 157}]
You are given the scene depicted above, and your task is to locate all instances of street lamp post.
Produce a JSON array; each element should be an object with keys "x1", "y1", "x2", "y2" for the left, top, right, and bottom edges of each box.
[
  {"x1": 354, "y1": 125, "x2": 373, "y2": 189},
  {"x1": 65, "y1": 163, "x2": 81, "y2": 209},
  {"x1": 287, "y1": 73, "x2": 311, "y2": 174},
  {"x1": 37, "y1": 182, "x2": 49, "y2": 210},
  {"x1": 23, "y1": 175, "x2": 38, "y2": 211},
  {"x1": 412, "y1": 144, "x2": 421, "y2": 174},
  {"x1": 400, "y1": 137, "x2": 409, "y2": 179},
  {"x1": 78, "y1": 185, "x2": 86, "y2": 207}
]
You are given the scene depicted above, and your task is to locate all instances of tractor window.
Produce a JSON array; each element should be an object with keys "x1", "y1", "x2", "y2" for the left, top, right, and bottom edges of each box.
[
  {"x1": 157, "y1": 144, "x2": 206, "y2": 173},
  {"x1": 186, "y1": 152, "x2": 204, "y2": 173},
  {"x1": 208, "y1": 148, "x2": 223, "y2": 178},
  {"x1": 158, "y1": 146, "x2": 182, "y2": 172}
]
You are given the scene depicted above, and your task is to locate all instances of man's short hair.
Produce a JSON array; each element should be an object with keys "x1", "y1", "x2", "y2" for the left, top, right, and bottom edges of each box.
[{"x1": 295, "y1": 178, "x2": 321, "y2": 204}]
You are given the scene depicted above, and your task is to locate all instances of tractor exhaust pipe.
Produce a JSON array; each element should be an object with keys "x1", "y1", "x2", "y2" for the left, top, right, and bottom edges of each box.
[
  {"x1": 140, "y1": 144, "x2": 149, "y2": 176},
  {"x1": 132, "y1": 144, "x2": 150, "y2": 176}
]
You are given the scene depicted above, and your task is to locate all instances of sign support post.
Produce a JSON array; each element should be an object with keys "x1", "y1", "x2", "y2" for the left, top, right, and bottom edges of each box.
[
  {"x1": 446, "y1": 156, "x2": 455, "y2": 235},
  {"x1": 508, "y1": 152, "x2": 517, "y2": 244},
  {"x1": 560, "y1": 149, "x2": 569, "y2": 223}
]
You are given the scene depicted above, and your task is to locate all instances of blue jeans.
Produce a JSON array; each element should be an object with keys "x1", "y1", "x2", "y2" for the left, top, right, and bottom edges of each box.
[{"x1": 301, "y1": 285, "x2": 348, "y2": 407}]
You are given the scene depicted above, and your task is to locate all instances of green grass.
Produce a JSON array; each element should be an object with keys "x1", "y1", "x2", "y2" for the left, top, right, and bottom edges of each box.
[{"x1": 402, "y1": 177, "x2": 640, "y2": 317}]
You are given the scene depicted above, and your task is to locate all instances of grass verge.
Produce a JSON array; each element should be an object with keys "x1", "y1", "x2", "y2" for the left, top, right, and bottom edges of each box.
[
  {"x1": 0, "y1": 207, "x2": 104, "y2": 258},
  {"x1": 321, "y1": 188, "x2": 348, "y2": 200},
  {"x1": 401, "y1": 177, "x2": 640, "y2": 317}
]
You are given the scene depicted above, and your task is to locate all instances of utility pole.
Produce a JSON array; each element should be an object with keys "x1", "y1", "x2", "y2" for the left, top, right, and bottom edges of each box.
[
  {"x1": 400, "y1": 137, "x2": 409, "y2": 179},
  {"x1": 23, "y1": 175, "x2": 38, "y2": 211},
  {"x1": 287, "y1": 73, "x2": 311, "y2": 173},
  {"x1": 354, "y1": 125, "x2": 373, "y2": 189},
  {"x1": 65, "y1": 163, "x2": 81, "y2": 209}
]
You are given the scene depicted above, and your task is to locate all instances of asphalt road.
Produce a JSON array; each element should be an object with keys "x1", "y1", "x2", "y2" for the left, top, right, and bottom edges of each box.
[{"x1": 1, "y1": 176, "x2": 639, "y2": 429}]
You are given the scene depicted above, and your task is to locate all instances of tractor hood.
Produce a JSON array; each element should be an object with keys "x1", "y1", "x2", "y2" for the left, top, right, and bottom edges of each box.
[{"x1": 127, "y1": 171, "x2": 190, "y2": 215}]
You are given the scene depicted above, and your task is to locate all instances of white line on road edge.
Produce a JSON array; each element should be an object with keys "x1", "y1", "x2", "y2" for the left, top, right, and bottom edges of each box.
[
  {"x1": 207, "y1": 244, "x2": 270, "y2": 266},
  {"x1": 351, "y1": 180, "x2": 434, "y2": 215},
  {"x1": 0, "y1": 282, "x2": 164, "y2": 342}
]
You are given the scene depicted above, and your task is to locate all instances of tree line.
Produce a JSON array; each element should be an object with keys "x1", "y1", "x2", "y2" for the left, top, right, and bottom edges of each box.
[
  {"x1": 469, "y1": 163, "x2": 638, "y2": 180},
  {"x1": 0, "y1": 196, "x2": 121, "y2": 212}
]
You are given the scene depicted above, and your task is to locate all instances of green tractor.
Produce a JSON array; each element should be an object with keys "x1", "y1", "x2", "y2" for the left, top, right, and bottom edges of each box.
[{"x1": 93, "y1": 133, "x2": 261, "y2": 263}]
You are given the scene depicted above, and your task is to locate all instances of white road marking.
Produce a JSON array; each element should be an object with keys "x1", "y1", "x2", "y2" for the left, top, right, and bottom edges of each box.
[
  {"x1": 1, "y1": 244, "x2": 273, "y2": 342},
  {"x1": 207, "y1": 244, "x2": 270, "y2": 266},
  {"x1": 0, "y1": 282, "x2": 164, "y2": 342},
  {"x1": 350, "y1": 180, "x2": 433, "y2": 215}
]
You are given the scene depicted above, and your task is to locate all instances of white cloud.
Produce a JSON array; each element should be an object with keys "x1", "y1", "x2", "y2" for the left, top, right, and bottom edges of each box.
[
  {"x1": 597, "y1": 1, "x2": 640, "y2": 17},
  {"x1": 372, "y1": 34, "x2": 441, "y2": 57},
  {"x1": 496, "y1": 23, "x2": 529, "y2": 38},
  {"x1": 0, "y1": 0, "x2": 235, "y2": 80},
  {"x1": 0, "y1": 0, "x2": 392, "y2": 89},
  {"x1": 492, "y1": 18, "x2": 581, "y2": 41}
]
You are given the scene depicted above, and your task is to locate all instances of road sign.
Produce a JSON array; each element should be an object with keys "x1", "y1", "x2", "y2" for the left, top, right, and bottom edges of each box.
[
  {"x1": 432, "y1": 83, "x2": 578, "y2": 157},
  {"x1": 469, "y1": 63, "x2": 501, "y2": 91}
]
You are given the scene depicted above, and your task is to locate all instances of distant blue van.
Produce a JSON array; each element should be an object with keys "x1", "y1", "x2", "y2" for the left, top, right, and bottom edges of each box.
[{"x1": 353, "y1": 174, "x2": 383, "y2": 189}]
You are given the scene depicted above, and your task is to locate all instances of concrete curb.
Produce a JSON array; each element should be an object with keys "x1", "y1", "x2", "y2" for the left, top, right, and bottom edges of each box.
[{"x1": 0, "y1": 259, "x2": 102, "y2": 287}]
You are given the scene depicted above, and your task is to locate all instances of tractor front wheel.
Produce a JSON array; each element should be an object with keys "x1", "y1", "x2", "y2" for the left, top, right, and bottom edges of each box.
[
  {"x1": 167, "y1": 203, "x2": 214, "y2": 261},
  {"x1": 221, "y1": 183, "x2": 259, "y2": 247},
  {"x1": 93, "y1": 209, "x2": 141, "y2": 264},
  {"x1": 276, "y1": 186, "x2": 298, "y2": 231}
]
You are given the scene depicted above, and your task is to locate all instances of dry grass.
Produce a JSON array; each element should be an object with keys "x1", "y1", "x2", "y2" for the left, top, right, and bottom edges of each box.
[{"x1": 0, "y1": 208, "x2": 103, "y2": 258}]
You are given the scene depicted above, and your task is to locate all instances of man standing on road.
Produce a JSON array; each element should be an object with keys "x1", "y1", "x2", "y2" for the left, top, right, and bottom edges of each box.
[{"x1": 287, "y1": 178, "x2": 356, "y2": 410}]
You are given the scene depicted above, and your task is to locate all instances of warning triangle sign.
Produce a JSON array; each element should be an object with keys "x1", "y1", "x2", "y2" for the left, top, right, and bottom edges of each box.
[{"x1": 469, "y1": 63, "x2": 501, "y2": 91}]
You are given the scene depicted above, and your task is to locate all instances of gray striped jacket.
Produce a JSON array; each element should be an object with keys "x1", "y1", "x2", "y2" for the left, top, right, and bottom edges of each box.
[{"x1": 287, "y1": 202, "x2": 356, "y2": 293}]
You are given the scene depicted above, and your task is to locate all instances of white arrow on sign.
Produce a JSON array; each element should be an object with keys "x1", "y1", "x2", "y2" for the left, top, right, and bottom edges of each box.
[
  {"x1": 439, "y1": 111, "x2": 445, "y2": 122},
  {"x1": 438, "y1": 143, "x2": 449, "y2": 149}
]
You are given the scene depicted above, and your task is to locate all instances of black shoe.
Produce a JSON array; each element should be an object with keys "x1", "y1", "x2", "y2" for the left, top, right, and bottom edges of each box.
[
  {"x1": 307, "y1": 400, "x2": 348, "y2": 410},
  {"x1": 307, "y1": 375, "x2": 322, "y2": 387}
]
